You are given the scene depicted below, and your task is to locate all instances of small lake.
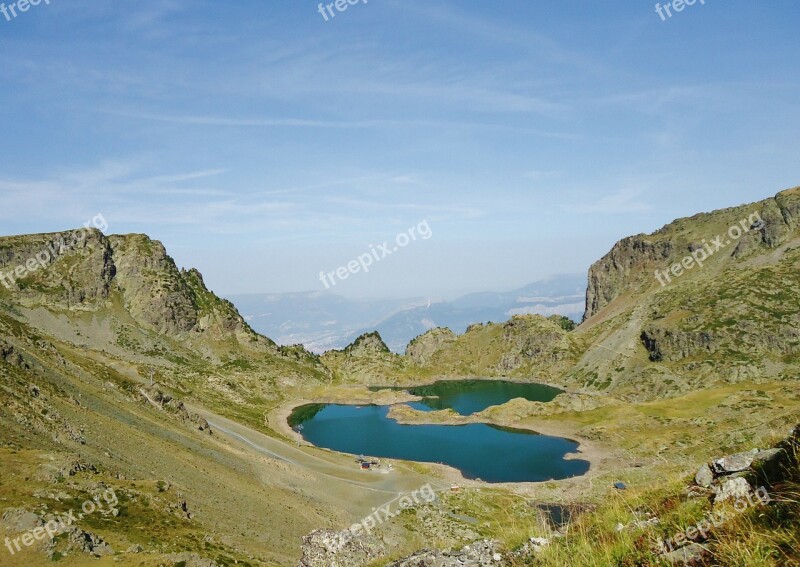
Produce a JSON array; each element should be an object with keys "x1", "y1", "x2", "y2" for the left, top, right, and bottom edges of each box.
[
  {"x1": 289, "y1": 380, "x2": 590, "y2": 483},
  {"x1": 371, "y1": 379, "x2": 563, "y2": 415}
]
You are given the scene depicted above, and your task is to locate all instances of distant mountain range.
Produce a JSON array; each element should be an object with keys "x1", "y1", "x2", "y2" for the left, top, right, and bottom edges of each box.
[{"x1": 227, "y1": 274, "x2": 586, "y2": 353}]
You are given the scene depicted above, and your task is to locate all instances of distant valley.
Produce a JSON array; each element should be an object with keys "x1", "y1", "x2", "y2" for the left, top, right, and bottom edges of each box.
[{"x1": 228, "y1": 274, "x2": 586, "y2": 353}]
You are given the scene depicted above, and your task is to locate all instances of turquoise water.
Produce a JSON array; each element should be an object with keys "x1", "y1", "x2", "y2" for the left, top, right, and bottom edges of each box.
[
  {"x1": 374, "y1": 379, "x2": 563, "y2": 415},
  {"x1": 291, "y1": 380, "x2": 589, "y2": 483}
]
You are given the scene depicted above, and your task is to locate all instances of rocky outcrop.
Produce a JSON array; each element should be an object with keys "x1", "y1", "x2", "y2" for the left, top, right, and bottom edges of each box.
[
  {"x1": 584, "y1": 236, "x2": 673, "y2": 320},
  {"x1": 109, "y1": 235, "x2": 257, "y2": 340},
  {"x1": 406, "y1": 327, "x2": 457, "y2": 364},
  {"x1": 1, "y1": 340, "x2": 28, "y2": 368},
  {"x1": 139, "y1": 386, "x2": 212, "y2": 433},
  {"x1": 387, "y1": 540, "x2": 504, "y2": 566},
  {"x1": 343, "y1": 332, "x2": 391, "y2": 356},
  {"x1": 0, "y1": 230, "x2": 267, "y2": 347},
  {"x1": 495, "y1": 316, "x2": 573, "y2": 372},
  {"x1": 583, "y1": 187, "x2": 800, "y2": 321},
  {"x1": 664, "y1": 424, "x2": 799, "y2": 563},
  {"x1": 694, "y1": 444, "x2": 793, "y2": 491},
  {"x1": 299, "y1": 528, "x2": 386, "y2": 567},
  {"x1": 0, "y1": 229, "x2": 115, "y2": 306},
  {"x1": 639, "y1": 328, "x2": 718, "y2": 362},
  {"x1": 402, "y1": 315, "x2": 577, "y2": 380},
  {"x1": 60, "y1": 527, "x2": 114, "y2": 557},
  {"x1": 109, "y1": 233, "x2": 200, "y2": 335}
]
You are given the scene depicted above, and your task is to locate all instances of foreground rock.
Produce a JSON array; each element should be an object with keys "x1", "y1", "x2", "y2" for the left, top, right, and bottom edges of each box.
[
  {"x1": 661, "y1": 542, "x2": 711, "y2": 566},
  {"x1": 660, "y1": 422, "x2": 799, "y2": 563},
  {"x1": 298, "y1": 528, "x2": 386, "y2": 567},
  {"x1": 387, "y1": 540, "x2": 505, "y2": 566}
]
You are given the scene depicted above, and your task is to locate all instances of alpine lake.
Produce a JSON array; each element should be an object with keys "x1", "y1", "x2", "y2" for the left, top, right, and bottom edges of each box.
[{"x1": 288, "y1": 380, "x2": 590, "y2": 483}]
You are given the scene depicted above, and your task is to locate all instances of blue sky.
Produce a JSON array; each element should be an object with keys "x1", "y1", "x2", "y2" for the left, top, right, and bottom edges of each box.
[{"x1": 1, "y1": 0, "x2": 798, "y2": 299}]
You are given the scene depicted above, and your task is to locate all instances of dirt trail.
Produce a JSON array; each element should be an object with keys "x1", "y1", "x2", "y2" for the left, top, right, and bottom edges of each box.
[{"x1": 197, "y1": 408, "x2": 450, "y2": 507}]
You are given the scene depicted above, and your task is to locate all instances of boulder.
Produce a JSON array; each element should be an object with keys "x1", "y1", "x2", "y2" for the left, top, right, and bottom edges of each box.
[
  {"x1": 710, "y1": 449, "x2": 759, "y2": 475},
  {"x1": 749, "y1": 448, "x2": 790, "y2": 484},
  {"x1": 0, "y1": 508, "x2": 43, "y2": 532},
  {"x1": 661, "y1": 542, "x2": 711, "y2": 565},
  {"x1": 713, "y1": 477, "x2": 752, "y2": 505},
  {"x1": 388, "y1": 540, "x2": 504, "y2": 566},
  {"x1": 694, "y1": 463, "x2": 714, "y2": 487}
]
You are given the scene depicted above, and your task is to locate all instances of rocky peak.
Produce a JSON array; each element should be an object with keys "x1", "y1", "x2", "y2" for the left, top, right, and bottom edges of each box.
[
  {"x1": 343, "y1": 332, "x2": 391, "y2": 356},
  {"x1": 0, "y1": 230, "x2": 263, "y2": 347},
  {"x1": 405, "y1": 327, "x2": 456, "y2": 364},
  {"x1": 0, "y1": 228, "x2": 115, "y2": 306}
]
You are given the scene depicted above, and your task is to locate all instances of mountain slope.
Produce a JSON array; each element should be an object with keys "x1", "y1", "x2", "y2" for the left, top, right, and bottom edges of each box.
[
  {"x1": 570, "y1": 186, "x2": 800, "y2": 400},
  {"x1": 321, "y1": 187, "x2": 800, "y2": 403}
]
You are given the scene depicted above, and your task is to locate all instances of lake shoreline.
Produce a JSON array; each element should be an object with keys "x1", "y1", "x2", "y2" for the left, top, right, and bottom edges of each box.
[{"x1": 271, "y1": 381, "x2": 612, "y2": 486}]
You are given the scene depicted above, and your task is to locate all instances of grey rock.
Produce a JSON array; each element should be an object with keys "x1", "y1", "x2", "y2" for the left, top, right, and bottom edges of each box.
[
  {"x1": 387, "y1": 540, "x2": 505, "y2": 566},
  {"x1": 0, "y1": 508, "x2": 43, "y2": 531},
  {"x1": 65, "y1": 527, "x2": 114, "y2": 556},
  {"x1": 711, "y1": 449, "x2": 759, "y2": 475},
  {"x1": 299, "y1": 528, "x2": 386, "y2": 567},
  {"x1": 713, "y1": 477, "x2": 752, "y2": 505},
  {"x1": 661, "y1": 542, "x2": 711, "y2": 565},
  {"x1": 694, "y1": 463, "x2": 714, "y2": 487}
]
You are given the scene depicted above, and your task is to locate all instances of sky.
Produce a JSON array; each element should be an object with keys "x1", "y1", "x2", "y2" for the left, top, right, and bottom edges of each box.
[{"x1": 0, "y1": 0, "x2": 798, "y2": 300}]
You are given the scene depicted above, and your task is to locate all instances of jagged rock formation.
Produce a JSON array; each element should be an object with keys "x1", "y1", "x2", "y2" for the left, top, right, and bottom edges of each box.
[
  {"x1": 387, "y1": 540, "x2": 504, "y2": 566},
  {"x1": 406, "y1": 327, "x2": 457, "y2": 365},
  {"x1": 571, "y1": 186, "x2": 800, "y2": 400},
  {"x1": 583, "y1": 187, "x2": 800, "y2": 321},
  {"x1": 405, "y1": 315, "x2": 581, "y2": 380},
  {"x1": 0, "y1": 230, "x2": 269, "y2": 346},
  {"x1": 343, "y1": 331, "x2": 392, "y2": 356}
]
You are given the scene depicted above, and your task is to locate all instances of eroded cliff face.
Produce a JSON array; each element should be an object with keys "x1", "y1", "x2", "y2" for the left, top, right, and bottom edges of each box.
[
  {"x1": 0, "y1": 230, "x2": 260, "y2": 344},
  {"x1": 583, "y1": 237, "x2": 673, "y2": 321},
  {"x1": 0, "y1": 229, "x2": 115, "y2": 307},
  {"x1": 583, "y1": 187, "x2": 800, "y2": 322},
  {"x1": 405, "y1": 327, "x2": 457, "y2": 365},
  {"x1": 572, "y1": 187, "x2": 800, "y2": 400},
  {"x1": 108, "y1": 234, "x2": 200, "y2": 335}
]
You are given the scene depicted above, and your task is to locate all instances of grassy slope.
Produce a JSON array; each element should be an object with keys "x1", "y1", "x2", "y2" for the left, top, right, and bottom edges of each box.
[{"x1": 2, "y1": 186, "x2": 800, "y2": 565}]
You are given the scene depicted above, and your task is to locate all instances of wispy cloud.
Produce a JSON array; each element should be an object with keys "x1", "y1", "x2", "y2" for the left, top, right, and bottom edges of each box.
[{"x1": 562, "y1": 187, "x2": 652, "y2": 214}]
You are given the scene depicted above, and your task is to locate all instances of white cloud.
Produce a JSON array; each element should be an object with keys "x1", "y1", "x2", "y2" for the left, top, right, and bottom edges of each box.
[{"x1": 562, "y1": 187, "x2": 652, "y2": 214}]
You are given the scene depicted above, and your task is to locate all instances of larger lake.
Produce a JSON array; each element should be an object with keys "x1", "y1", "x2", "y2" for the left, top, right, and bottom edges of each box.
[{"x1": 289, "y1": 380, "x2": 590, "y2": 483}]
